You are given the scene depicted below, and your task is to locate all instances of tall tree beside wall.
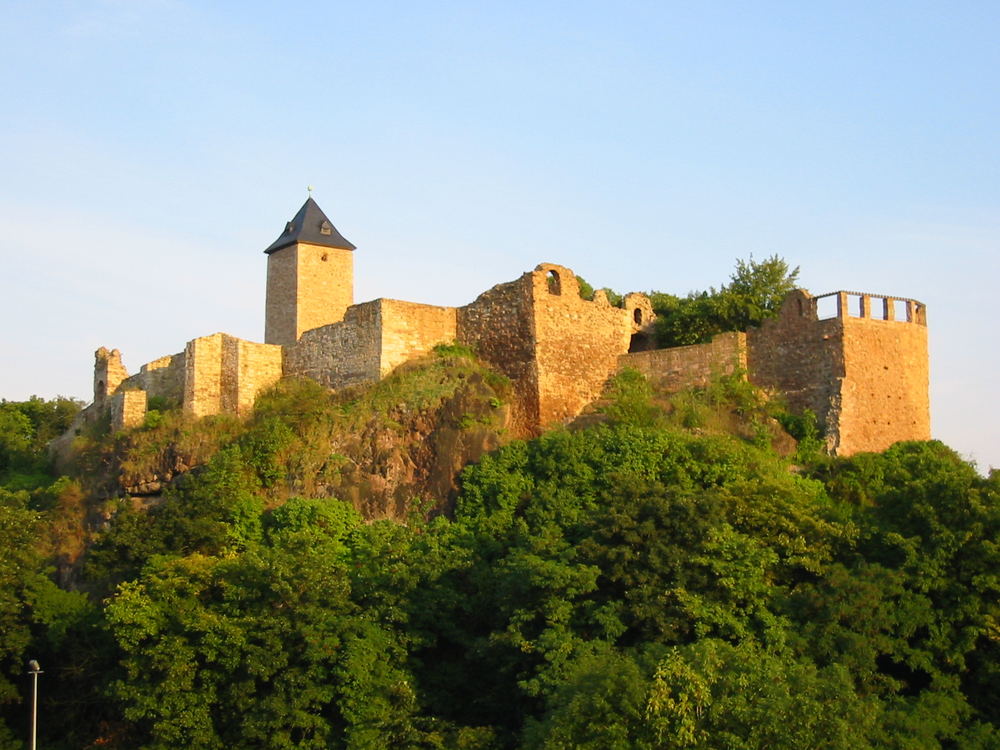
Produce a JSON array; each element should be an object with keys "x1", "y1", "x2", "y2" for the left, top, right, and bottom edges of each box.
[{"x1": 653, "y1": 255, "x2": 799, "y2": 347}]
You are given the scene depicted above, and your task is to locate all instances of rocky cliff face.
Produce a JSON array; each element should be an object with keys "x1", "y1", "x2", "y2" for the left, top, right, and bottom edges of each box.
[
  {"x1": 320, "y1": 371, "x2": 509, "y2": 519},
  {"x1": 69, "y1": 348, "x2": 512, "y2": 523}
]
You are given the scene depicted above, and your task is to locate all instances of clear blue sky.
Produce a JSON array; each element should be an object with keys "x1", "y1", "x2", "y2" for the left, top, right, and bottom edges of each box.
[{"x1": 1, "y1": 0, "x2": 997, "y2": 469}]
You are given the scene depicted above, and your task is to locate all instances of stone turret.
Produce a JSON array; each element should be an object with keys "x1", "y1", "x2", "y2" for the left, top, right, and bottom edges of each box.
[
  {"x1": 264, "y1": 197, "x2": 356, "y2": 347},
  {"x1": 93, "y1": 347, "x2": 128, "y2": 406}
]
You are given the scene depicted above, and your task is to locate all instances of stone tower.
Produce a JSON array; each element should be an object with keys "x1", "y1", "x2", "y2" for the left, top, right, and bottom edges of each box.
[{"x1": 264, "y1": 198, "x2": 356, "y2": 347}]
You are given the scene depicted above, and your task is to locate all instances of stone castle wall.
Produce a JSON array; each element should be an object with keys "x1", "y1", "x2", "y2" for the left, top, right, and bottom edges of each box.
[
  {"x1": 85, "y1": 254, "x2": 930, "y2": 458},
  {"x1": 183, "y1": 334, "x2": 283, "y2": 418},
  {"x1": 110, "y1": 390, "x2": 147, "y2": 431},
  {"x1": 94, "y1": 347, "x2": 129, "y2": 405},
  {"x1": 748, "y1": 289, "x2": 930, "y2": 455},
  {"x1": 223, "y1": 337, "x2": 284, "y2": 417},
  {"x1": 530, "y1": 264, "x2": 636, "y2": 429},
  {"x1": 137, "y1": 353, "x2": 186, "y2": 404},
  {"x1": 456, "y1": 264, "x2": 649, "y2": 435},
  {"x1": 285, "y1": 298, "x2": 458, "y2": 391},
  {"x1": 285, "y1": 301, "x2": 383, "y2": 390},
  {"x1": 621, "y1": 331, "x2": 748, "y2": 390},
  {"x1": 833, "y1": 294, "x2": 930, "y2": 455},
  {"x1": 747, "y1": 289, "x2": 844, "y2": 431},
  {"x1": 377, "y1": 300, "x2": 458, "y2": 376},
  {"x1": 457, "y1": 274, "x2": 541, "y2": 435},
  {"x1": 184, "y1": 334, "x2": 225, "y2": 418}
]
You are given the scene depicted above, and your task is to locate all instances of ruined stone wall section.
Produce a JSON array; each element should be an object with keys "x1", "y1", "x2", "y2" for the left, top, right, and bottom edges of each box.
[
  {"x1": 378, "y1": 300, "x2": 457, "y2": 376},
  {"x1": 94, "y1": 347, "x2": 129, "y2": 405},
  {"x1": 529, "y1": 264, "x2": 634, "y2": 429},
  {"x1": 220, "y1": 337, "x2": 240, "y2": 415},
  {"x1": 284, "y1": 301, "x2": 382, "y2": 390},
  {"x1": 183, "y1": 333, "x2": 225, "y2": 419},
  {"x1": 747, "y1": 289, "x2": 844, "y2": 439},
  {"x1": 621, "y1": 332, "x2": 747, "y2": 390},
  {"x1": 623, "y1": 292, "x2": 655, "y2": 333},
  {"x1": 110, "y1": 390, "x2": 147, "y2": 431},
  {"x1": 457, "y1": 275, "x2": 540, "y2": 436},
  {"x1": 138, "y1": 353, "x2": 186, "y2": 404},
  {"x1": 229, "y1": 338, "x2": 284, "y2": 417}
]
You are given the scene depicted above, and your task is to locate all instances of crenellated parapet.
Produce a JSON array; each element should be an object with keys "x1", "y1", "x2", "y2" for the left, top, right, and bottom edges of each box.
[
  {"x1": 69, "y1": 196, "x2": 930, "y2": 459},
  {"x1": 810, "y1": 290, "x2": 927, "y2": 326},
  {"x1": 748, "y1": 289, "x2": 930, "y2": 455}
]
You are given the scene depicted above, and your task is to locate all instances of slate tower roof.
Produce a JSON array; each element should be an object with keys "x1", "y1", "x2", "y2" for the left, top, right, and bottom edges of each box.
[{"x1": 264, "y1": 197, "x2": 356, "y2": 254}]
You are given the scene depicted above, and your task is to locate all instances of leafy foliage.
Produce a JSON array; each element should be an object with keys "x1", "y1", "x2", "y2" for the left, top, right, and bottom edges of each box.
[
  {"x1": 0, "y1": 396, "x2": 81, "y2": 489},
  {"x1": 0, "y1": 385, "x2": 997, "y2": 748},
  {"x1": 652, "y1": 255, "x2": 799, "y2": 347}
]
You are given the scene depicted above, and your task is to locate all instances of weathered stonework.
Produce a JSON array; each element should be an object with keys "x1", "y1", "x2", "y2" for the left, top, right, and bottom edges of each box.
[
  {"x1": 378, "y1": 299, "x2": 458, "y2": 377},
  {"x1": 457, "y1": 264, "x2": 647, "y2": 435},
  {"x1": 138, "y1": 353, "x2": 186, "y2": 404},
  {"x1": 265, "y1": 242, "x2": 354, "y2": 347},
  {"x1": 78, "y1": 198, "x2": 930, "y2": 458},
  {"x1": 183, "y1": 333, "x2": 283, "y2": 419},
  {"x1": 94, "y1": 347, "x2": 129, "y2": 406},
  {"x1": 747, "y1": 289, "x2": 929, "y2": 454},
  {"x1": 285, "y1": 301, "x2": 383, "y2": 390},
  {"x1": 622, "y1": 332, "x2": 748, "y2": 390},
  {"x1": 531, "y1": 264, "x2": 637, "y2": 429},
  {"x1": 458, "y1": 274, "x2": 540, "y2": 435},
  {"x1": 284, "y1": 299, "x2": 458, "y2": 391},
  {"x1": 110, "y1": 389, "x2": 147, "y2": 431},
  {"x1": 620, "y1": 289, "x2": 931, "y2": 456}
]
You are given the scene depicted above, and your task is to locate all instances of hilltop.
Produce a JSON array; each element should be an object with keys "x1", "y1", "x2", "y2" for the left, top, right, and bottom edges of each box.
[{"x1": 0, "y1": 357, "x2": 997, "y2": 748}]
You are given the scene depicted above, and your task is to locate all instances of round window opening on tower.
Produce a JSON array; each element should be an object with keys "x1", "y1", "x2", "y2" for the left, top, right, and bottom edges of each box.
[{"x1": 321, "y1": 253, "x2": 328, "y2": 262}]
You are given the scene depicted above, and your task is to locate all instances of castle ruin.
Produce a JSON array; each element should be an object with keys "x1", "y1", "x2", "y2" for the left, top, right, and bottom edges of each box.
[{"x1": 84, "y1": 198, "x2": 930, "y2": 456}]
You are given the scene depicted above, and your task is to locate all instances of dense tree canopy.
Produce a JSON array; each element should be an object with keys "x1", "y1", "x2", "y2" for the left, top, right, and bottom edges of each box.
[{"x1": 0, "y1": 374, "x2": 997, "y2": 748}]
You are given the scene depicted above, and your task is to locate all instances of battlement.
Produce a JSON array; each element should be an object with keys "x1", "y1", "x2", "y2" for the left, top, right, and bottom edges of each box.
[
  {"x1": 811, "y1": 290, "x2": 927, "y2": 325},
  {"x1": 74, "y1": 197, "x2": 930, "y2": 458}
]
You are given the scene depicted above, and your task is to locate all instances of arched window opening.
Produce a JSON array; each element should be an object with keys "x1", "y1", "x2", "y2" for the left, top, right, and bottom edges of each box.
[
  {"x1": 633, "y1": 308, "x2": 643, "y2": 325},
  {"x1": 96, "y1": 380, "x2": 106, "y2": 399},
  {"x1": 547, "y1": 270, "x2": 561, "y2": 295}
]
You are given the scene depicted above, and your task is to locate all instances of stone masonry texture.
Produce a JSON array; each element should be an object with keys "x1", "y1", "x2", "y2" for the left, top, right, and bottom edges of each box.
[
  {"x1": 110, "y1": 390, "x2": 147, "y2": 431},
  {"x1": 621, "y1": 332, "x2": 748, "y2": 390},
  {"x1": 748, "y1": 289, "x2": 930, "y2": 454},
  {"x1": 83, "y1": 206, "x2": 930, "y2": 457},
  {"x1": 265, "y1": 242, "x2": 354, "y2": 347}
]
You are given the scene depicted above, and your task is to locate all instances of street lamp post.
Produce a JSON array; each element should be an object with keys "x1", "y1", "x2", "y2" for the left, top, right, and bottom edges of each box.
[{"x1": 27, "y1": 660, "x2": 42, "y2": 750}]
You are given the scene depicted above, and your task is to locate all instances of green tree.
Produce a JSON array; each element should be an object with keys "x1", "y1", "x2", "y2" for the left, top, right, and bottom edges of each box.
[
  {"x1": 645, "y1": 640, "x2": 880, "y2": 749},
  {"x1": 653, "y1": 255, "x2": 799, "y2": 347},
  {"x1": 0, "y1": 407, "x2": 33, "y2": 479},
  {"x1": 0, "y1": 397, "x2": 82, "y2": 489},
  {"x1": 106, "y1": 498, "x2": 421, "y2": 749}
]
